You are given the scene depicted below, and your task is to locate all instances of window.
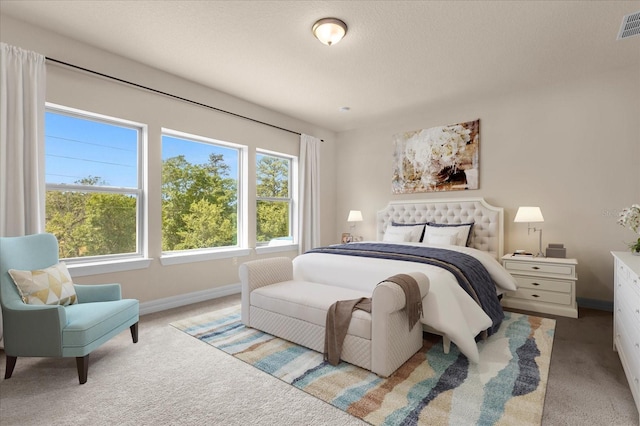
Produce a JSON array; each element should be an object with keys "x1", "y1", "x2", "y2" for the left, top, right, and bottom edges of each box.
[
  {"x1": 45, "y1": 105, "x2": 144, "y2": 260},
  {"x1": 256, "y1": 151, "x2": 294, "y2": 247},
  {"x1": 161, "y1": 130, "x2": 241, "y2": 252}
]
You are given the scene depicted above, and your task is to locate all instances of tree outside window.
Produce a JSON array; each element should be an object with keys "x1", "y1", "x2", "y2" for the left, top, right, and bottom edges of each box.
[
  {"x1": 256, "y1": 152, "x2": 292, "y2": 246},
  {"x1": 161, "y1": 133, "x2": 239, "y2": 252}
]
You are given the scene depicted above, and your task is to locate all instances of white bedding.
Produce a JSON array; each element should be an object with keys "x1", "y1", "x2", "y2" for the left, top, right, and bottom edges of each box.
[{"x1": 292, "y1": 241, "x2": 517, "y2": 363}]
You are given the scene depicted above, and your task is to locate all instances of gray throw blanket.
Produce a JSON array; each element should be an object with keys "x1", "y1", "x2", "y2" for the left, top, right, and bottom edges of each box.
[{"x1": 324, "y1": 274, "x2": 423, "y2": 366}]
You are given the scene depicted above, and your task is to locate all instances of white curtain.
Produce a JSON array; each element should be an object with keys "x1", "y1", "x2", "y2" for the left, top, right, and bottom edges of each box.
[
  {"x1": 0, "y1": 43, "x2": 46, "y2": 347},
  {"x1": 299, "y1": 134, "x2": 321, "y2": 254},
  {"x1": 0, "y1": 43, "x2": 47, "y2": 237}
]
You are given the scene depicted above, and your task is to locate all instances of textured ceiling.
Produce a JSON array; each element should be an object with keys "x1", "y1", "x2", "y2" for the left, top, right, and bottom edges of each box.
[{"x1": 1, "y1": 1, "x2": 639, "y2": 132}]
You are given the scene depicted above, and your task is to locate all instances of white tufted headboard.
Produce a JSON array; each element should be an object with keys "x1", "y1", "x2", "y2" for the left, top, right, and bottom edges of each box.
[{"x1": 377, "y1": 197, "x2": 504, "y2": 259}]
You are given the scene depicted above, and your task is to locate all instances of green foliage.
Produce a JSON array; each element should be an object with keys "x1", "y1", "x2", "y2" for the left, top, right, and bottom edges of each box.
[
  {"x1": 257, "y1": 200, "x2": 288, "y2": 243},
  {"x1": 257, "y1": 156, "x2": 288, "y2": 197},
  {"x1": 161, "y1": 153, "x2": 237, "y2": 251},
  {"x1": 45, "y1": 176, "x2": 136, "y2": 258},
  {"x1": 176, "y1": 199, "x2": 236, "y2": 249},
  {"x1": 256, "y1": 155, "x2": 290, "y2": 243}
]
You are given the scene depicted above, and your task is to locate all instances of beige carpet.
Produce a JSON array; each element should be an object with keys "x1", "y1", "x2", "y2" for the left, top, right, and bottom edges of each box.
[{"x1": 0, "y1": 294, "x2": 637, "y2": 425}]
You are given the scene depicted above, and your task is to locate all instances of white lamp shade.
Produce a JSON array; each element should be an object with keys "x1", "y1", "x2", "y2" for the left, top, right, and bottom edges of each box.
[
  {"x1": 514, "y1": 206, "x2": 544, "y2": 223},
  {"x1": 312, "y1": 18, "x2": 347, "y2": 46},
  {"x1": 347, "y1": 210, "x2": 363, "y2": 222}
]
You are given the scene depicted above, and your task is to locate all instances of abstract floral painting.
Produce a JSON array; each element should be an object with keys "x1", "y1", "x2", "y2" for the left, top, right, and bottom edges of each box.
[{"x1": 392, "y1": 119, "x2": 479, "y2": 193}]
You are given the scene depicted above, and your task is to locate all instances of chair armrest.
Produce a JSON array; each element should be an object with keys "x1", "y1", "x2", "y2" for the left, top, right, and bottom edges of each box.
[
  {"x1": 74, "y1": 283, "x2": 122, "y2": 303},
  {"x1": 2, "y1": 300, "x2": 66, "y2": 356},
  {"x1": 239, "y1": 257, "x2": 293, "y2": 325}
]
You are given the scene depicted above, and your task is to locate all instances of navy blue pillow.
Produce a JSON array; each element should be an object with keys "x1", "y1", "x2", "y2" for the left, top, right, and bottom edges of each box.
[{"x1": 425, "y1": 222, "x2": 475, "y2": 246}]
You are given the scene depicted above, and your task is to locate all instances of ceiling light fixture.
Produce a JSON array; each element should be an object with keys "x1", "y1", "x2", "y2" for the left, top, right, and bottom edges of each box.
[{"x1": 312, "y1": 18, "x2": 347, "y2": 46}]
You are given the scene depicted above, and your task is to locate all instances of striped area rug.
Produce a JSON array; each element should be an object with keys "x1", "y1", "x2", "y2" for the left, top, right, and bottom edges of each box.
[{"x1": 171, "y1": 305, "x2": 555, "y2": 425}]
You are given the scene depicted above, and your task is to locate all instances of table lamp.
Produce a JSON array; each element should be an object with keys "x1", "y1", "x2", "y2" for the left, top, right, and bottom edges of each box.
[
  {"x1": 347, "y1": 210, "x2": 363, "y2": 241},
  {"x1": 514, "y1": 206, "x2": 545, "y2": 257}
]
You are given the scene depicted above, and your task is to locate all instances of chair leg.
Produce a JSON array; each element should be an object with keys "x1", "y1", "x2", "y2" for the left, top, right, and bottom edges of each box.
[
  {"x1": 76, "y1": 355, "x2": 89, "y2": 385},
  {"x1": 130, "y1": 322, "x2": 138, "y2": 343},
  {"x1": 4, "y1": 356, "x2": 17, "y2": 379}
]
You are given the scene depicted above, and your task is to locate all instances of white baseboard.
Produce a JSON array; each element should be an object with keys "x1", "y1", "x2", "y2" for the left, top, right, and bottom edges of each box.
[{"x1": 139, "y1": 283, "x2": 241, "y2": 316}]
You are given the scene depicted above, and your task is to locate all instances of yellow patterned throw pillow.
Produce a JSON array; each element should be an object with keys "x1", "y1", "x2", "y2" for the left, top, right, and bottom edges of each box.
[{"x1": 8, "y1": 262, "x2": 78, "y2": 306}]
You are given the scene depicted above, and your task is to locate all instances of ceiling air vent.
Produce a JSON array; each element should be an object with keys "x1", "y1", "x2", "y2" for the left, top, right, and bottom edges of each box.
[{"x1": 617, "y1": 10, "x2": 640, "y2": 40}]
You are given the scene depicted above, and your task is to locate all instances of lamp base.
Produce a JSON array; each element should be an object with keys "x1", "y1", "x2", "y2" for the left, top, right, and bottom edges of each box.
[{"x1": 528, "y1": 226, "x2": 544, "y2": 258}]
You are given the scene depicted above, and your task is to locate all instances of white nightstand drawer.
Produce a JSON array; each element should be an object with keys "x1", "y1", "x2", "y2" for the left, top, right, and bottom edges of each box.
[
  {"x1": 508, "y1": 287, "x2": 572, "y2": 305},
  {"x1": 504, "y1": 260, "x2": 574, "y2": 277},
  {"x1": 514, "y1": 276, "x2": 572, "y2": 294}
]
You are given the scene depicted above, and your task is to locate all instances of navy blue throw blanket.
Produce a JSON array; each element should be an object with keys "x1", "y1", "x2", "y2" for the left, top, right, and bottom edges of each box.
[{"x1": 307, "y1": 243, "x2": 504, "y2": 336}]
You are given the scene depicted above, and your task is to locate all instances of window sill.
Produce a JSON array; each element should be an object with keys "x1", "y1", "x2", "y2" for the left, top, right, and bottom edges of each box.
[
  {"x1": 254, "y1": 244, "x2": 299, "y2": 255},
  {"x1": 67, "y1": 258, "x2": 152, "y2": 278},
  {"x1": 160, "y1": 248, "x2": 252, "y2": 266}
]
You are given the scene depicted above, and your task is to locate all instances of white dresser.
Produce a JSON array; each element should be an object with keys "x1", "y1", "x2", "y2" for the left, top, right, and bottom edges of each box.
[
  {"x1": 501, "y1": 254, "x2": 578, "y2": 318},
  {"x1": 612, "y1": 251, "x2": 640, "y2": 418}
]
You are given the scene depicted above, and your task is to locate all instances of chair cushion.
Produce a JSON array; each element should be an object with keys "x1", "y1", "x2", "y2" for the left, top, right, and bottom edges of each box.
[
  {"x1": 62, "y1": 299, "x2": 139, "y2": 348},
  {"x1": 250, "y1": 281, "x2": 372, "y2": 340},
  {"x1": 8, "y1": 262, "x2": 78, "y2": 306}
]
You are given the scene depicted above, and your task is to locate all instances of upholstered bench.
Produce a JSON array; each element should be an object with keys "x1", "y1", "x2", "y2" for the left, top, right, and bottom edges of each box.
[{"x1": 239, "y1": 257, "x2": 429, "y2": 377}]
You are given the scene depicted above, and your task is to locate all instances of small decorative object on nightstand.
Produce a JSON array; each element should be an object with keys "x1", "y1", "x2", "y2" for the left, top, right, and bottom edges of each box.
[{"x1": 501, "y1": 254, "x2": 578, "y2": 318}]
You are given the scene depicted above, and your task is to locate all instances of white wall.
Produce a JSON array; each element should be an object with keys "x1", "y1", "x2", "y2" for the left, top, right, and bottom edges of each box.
[
  {"x1": 335, "y1": 64, "x2": 640, "y2": 304},
  {"x1": 0, "y1": 15, "x2": 338, "y2": 305}
]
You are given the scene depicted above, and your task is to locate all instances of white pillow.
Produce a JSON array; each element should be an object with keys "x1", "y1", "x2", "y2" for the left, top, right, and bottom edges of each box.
[
  {"x1": 389, "y1": 223, "x2": 426, "y2": 242},
  {"x1": 383, "y1": 225, "x2": 412, "y2": 242},
  {"x1": 424, "y1": 224, "x2": 471, "y2": 247},
  {"x1": 425, "y1": 233, "x2": 457, "y2": 245}
]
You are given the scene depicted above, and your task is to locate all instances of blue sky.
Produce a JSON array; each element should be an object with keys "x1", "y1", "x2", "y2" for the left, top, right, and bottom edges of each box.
[{"x1": 45, "y1": 112, "x2": 238, "y2": 187}]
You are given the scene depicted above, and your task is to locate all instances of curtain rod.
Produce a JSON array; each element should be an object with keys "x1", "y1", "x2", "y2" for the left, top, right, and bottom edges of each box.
[{"x1": 46, "y1": 57, "x2": 322, "y2": 141}]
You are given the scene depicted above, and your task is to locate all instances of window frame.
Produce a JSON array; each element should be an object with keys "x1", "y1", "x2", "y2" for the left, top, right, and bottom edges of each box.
[
  {"x1": 44, "y1": 103, "x2": 148, "y2": 268},
  {"x1": 255, "y1": 149, "x2": 298, "y2": 253},
  {"x1": 159, "y1": 128, "x2": 247, "y2": 265}
]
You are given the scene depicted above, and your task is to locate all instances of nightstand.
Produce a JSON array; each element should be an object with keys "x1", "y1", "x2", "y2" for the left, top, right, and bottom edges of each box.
[{"x1": 501, "y1": 254, "x2": 578, "y2": 318}]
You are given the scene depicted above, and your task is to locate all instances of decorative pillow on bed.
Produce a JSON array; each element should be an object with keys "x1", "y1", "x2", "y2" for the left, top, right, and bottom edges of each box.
[
  {"x1": 389, "y1": 222, "x2": 427, "y2": 242},
  {"x1": 8, "y1": 262, "x2": 78, "y2": 306},
  {"x1": 383, "y1": 225, "x2": 413, "y2": 242},
  {"x1": 424, "y1": 222, "x2": 474, "y2": 247},
  {"x1": 424, "y1": 233, "x2": 458, "y2": 245}
]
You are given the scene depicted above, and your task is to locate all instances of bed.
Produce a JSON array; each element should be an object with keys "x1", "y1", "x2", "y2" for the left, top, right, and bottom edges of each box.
[{"x1": 292, "y1": 197, "x2": 517, "y2": 363}]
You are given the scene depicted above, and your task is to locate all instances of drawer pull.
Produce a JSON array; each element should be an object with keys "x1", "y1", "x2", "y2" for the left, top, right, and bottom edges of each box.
[
  {"x1": 532, "y1": 282, "x2": 540, "y2": 286},
  {"x1": 532, "y1": 294, "x2": 540, "y2": 298},
  {"x1": 531, "y1": 266, "x2": 540, "y2": 270}
]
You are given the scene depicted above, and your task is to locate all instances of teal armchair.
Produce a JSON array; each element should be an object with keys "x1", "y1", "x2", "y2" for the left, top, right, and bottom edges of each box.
[{"x1": 0, "y1": 233, "x2": 139, "y2": 384}]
